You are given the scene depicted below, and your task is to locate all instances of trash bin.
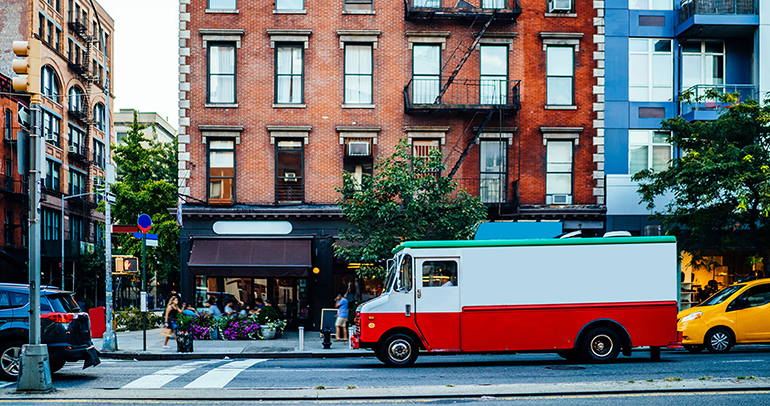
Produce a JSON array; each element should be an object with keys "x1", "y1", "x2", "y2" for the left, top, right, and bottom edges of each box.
[{"x1": 89, "y1": 307, "x2": 106, "y2": 339}]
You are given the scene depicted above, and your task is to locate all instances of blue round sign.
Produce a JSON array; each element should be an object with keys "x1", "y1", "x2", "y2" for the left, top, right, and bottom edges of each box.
[{"x1": 137, "y1": 214, "x2": 152, "y2": 233}]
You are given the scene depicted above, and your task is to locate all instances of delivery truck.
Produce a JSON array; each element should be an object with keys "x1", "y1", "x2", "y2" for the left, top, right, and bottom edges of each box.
[{"x1": 351, "y1": 236, "x2": 679, "y2": 366}]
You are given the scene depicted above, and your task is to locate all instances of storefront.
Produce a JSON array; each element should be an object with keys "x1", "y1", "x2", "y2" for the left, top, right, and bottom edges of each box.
[{"x1": 680, "y1": 251, "x2": 764, "y2": 309}]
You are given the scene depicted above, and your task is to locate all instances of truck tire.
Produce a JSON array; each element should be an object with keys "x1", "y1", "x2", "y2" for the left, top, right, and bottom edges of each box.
[
  {"x1": 379, "y1": 334, "x2": 418, "y2": 367},
  {"x1": 579, "y1": 327, "x2": 620, "y2": 363},
  {"x1": 0, "y1": 340, "x2": 23, "y2": 381},
  {"x1": 683, "y1": 344, "x2": 704, "y2": 353},
  {"x1": 706, "y1": 328, "x2": 733, "y2": 353}
]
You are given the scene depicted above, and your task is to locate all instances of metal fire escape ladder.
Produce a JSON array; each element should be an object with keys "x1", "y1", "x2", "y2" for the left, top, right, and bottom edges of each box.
[
  {"x1": 447, "y1": 110, "x2": 495, "y2": 179},
  {"x1": 434, "y1": 11, "x2": 497, "y2": 104}
]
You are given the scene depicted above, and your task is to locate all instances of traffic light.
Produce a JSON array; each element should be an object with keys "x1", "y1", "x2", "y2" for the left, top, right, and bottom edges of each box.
[
  {"x1": 114, "y1": 257, "x2": 139, "y2": 274},
  {"x1": 11, "y1": 39, "x2": 41, "y2": 94}
]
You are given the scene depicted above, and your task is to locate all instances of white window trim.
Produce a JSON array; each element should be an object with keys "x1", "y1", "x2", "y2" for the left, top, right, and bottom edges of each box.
[
  {"x1": 337, "y1": 30, "x2": 381, "y2": 49},
  {"x1": 540, "y1": 32, "x2": 583, "y2": 52},
  {"x1": 267, "y1": 125, "x2": 312, "y2": 145},
  {"x1": 200, "y1": 29, "x2": 244, "y2": 48},
  {"x1": 540, "y1": 127, "x2": 583, "y2": 146},
  {"x1": 473, "y1": 127, "x2": 517, "y2": 145},
  {"x1": 474, "y1": 32, "x2": 518, "y2": 51},
  {"x1": 337, "y1": 126, "x2": 380, "y2": 145},
  {"x1": 267, "y1": 30, "x2": 312, "y2": 49},
  {"x1": 404, "y1": 126, "x2": 449, "y2": 145},
  {"x1": 628, "y1": 130, "x2": 672, "y2": 173},
  {"x1": 406, "y1": 31, "x2": 450, "y2": 50},
  {"x1": 199, "y1": 125, "x2": 244, "y2": 145},
  {"x1": 629, "y1": 38, "x2": 673, "y2": 102}
]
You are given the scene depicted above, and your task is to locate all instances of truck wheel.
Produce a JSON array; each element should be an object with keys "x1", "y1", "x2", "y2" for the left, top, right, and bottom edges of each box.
[
  {"x1": 0, "y1": 341, "x2": 22, "y2": 381},
  {"x1": 379, "y1": 334, "x2": 418, "y2": 367},
  {"x1": 579, "y1": 327, "x2": 620, "y2": 363},
  {"x1": 706, "y1": 328, "x2": 733, "y2": 353},
  {"x1": 683, "y1": 344, "x2": 704, "y2": 353}
]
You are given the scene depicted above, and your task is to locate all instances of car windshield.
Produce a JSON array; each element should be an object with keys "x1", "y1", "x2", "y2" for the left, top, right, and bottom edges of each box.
[
  {"x1": 45, "y1": 293, "x2": 81, "y2": 313},
  {"x1": 699, "y1": 284, "x2": 744, "y2": 307}
]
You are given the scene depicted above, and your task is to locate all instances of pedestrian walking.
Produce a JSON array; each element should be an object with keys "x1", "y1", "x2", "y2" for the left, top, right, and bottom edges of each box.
[
  {"x1": 163, "y1": 296, "x2": 181, "y2": 348},
  {"x1": 334, "y1": 293, "x2": 348, "y2": 341}
]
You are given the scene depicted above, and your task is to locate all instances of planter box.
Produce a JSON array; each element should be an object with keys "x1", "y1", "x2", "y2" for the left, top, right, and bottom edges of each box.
[{"x1": 260, "y1": 325, "x2": 276, "y2": 340}]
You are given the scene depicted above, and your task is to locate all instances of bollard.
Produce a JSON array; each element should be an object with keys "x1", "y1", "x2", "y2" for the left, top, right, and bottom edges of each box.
[
  {"x1": 321, "y1": 327, "x2": 332, "y2": 349},
  {"x1": 298, "y1": 326, "x2": 305, "y2": 351}
]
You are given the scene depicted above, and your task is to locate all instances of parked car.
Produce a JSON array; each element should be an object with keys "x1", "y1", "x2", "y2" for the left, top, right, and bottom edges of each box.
[
  {"x1": 0, "y1": 283, "x2": 100, "y2": 381},
  {"x1": 678, "y1": 277, "x2": 770, "y2": 353}
]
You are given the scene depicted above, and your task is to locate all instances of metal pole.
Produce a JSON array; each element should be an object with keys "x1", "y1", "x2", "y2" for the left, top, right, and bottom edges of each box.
[
  {"x1": 298, "y1": 326, "x2": 304, "y2": 351},
  {"x1": 142, "y1": 232, "x2": 147, "y2": 352},
  {"x1": 61, "y1": 195, "x2": 65, "y2": 290}
]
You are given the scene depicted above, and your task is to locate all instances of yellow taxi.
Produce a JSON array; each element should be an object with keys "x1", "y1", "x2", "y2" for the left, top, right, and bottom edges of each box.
[{"x1": 677, "y1": 278, "x2": 770, "y2": 353}]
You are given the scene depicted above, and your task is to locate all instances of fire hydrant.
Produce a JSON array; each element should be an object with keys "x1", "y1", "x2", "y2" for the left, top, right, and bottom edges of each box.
[{"x1": 321, "y1": 328, "x2": 332, "y2": 349}]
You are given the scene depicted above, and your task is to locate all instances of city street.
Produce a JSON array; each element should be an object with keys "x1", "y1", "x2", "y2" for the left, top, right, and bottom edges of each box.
[{"x1": 1, "y1": 347, "x2": 769, "y2": 404}]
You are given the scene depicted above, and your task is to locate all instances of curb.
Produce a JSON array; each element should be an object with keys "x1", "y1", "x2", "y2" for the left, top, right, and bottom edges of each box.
[{"x1": 97, "y1": 351, "x2": 375, "y2": 360}]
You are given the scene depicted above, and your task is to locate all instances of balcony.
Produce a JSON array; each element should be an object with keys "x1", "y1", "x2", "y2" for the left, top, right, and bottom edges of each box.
[
  {"x1": 404, "y1": 78, "x2": 520, "y2": 114},
  {"x1": 680, "y1": 84, "x2": 757, "y2": 121},
  {"x1": 676, "y1": 0, "x2": 758, "y2": 38},
  {"x1": 68, "y1": 107, "x2": 89, "y2": 123},
  {"x1": 404, "y1": 0, "x2": 521, "y2": 21},
  {"x1": 68, "y1": 145, "x2": 90, "y2": 163}
]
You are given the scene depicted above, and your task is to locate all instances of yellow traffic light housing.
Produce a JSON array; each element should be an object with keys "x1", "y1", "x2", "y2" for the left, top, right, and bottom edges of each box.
[{"x1": 12, "y1": 39, "x2": 41, "y2": 94}]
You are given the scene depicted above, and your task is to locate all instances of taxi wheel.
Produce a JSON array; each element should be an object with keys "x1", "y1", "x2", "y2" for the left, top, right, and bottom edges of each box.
[
  {"x1": 683, "y1": 344, "x2": 705, "y2": 353},
  {"x1": 706, "y1": 328, "x2": 733, "y2": 353}
]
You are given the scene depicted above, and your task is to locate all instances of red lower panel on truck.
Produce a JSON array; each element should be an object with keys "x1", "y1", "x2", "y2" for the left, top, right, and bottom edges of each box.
[{"x1": 459, "y1": 301, "x2": 678, "y2": 353}]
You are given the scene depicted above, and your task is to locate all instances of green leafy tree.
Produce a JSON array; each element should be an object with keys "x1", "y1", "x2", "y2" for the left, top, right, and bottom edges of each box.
[
  {"x1": 334, "y1": 139, "x2": 487, "y2": 279},
  {"x1": 633, "y1": 92, "x2": 770, "y2": 275},
  {"x1": 109, "y1": 112, "x2": 180, "y2": 286}
]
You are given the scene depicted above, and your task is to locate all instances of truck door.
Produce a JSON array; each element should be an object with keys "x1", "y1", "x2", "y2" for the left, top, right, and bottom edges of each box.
[{"x1": 414, "y1": 258, "x2": 461, "y2": 351}]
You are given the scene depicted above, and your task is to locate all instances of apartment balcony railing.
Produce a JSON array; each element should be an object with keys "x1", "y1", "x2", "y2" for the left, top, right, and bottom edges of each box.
[
  {"x1": 680, "y1": 84, "x2": 758, "y2": 118},
  {"x1": 404, "y1": 78, "x2": 520, "y2": 113},
  {"x1": 68, "y1": 145, "x2": 90, "y2": 162},
  {"x1": 276, "y1": 178, "x2": 304, "y2": 204},
  {"x1": 405, "y1": 0, "x2": 521, "y2": 21},
  {"x1": 679, "y1": 0, "x2": 757, "y2": 23},
  {"x1": 0, "y1": 176, "x2": 28, "y2": 195},
  {"x1": 453, "y1": 177, "x2": 510, "y2": 204}
]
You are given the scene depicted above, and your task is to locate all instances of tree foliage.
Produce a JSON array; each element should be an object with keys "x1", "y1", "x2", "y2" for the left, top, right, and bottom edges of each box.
[
  {"x1": 109, "y1": 112, "x2": 179, "y2": 285},
  {"x1": 334, "y1": 139, "x2": 487, "y2": 279},
  {"x1": 633, "y1": 91, "x2": 770, "y2": 273}
]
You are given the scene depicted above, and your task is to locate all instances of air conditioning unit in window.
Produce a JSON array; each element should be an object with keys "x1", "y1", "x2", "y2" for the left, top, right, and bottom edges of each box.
[
  {"x1": 548, "y1": 0, "x2": 572, "y2": 12},
  {"x1": 347, "y1": 141, "x2": 371, "y2": 157},
  {"x1": 68, "y1": 146, "x2": 78, "y2": 153},
  {"x1": 546, "y1": 194, "x2": 572, "y2": 205},
  {"x1": 44, "y1": 133, "x2": 57, "y2": 142}
]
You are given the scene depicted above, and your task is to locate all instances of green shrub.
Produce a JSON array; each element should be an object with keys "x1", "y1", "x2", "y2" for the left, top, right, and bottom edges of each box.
[
  {"x1": 255, "y1": 305, "x2": 279, "y2": 325},
  {"x1": 115, "y1": 307, "x2": 162, "y2": 331}
]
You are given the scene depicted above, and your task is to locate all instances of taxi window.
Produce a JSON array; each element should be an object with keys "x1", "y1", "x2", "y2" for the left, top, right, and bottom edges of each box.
[
  {"x1": 422, "y1": 260, "x2": 458, "y2": 287},
  {"x1": 732, "y1": 284, "x2": 770, "y2": 310},
  {"x1": 699, "y1": 284, "x2": 743, "y2": 307}
]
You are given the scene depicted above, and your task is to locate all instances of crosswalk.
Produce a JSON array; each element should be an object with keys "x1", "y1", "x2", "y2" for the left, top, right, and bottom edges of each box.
[{"x1": 121, "y1": 359, "x2": 266, "y2": 389}]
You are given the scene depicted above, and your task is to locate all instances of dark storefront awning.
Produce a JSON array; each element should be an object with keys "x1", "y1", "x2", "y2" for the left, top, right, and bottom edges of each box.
[{"x1": 188, "y1": 239, "x2": 312, "y2": 277}]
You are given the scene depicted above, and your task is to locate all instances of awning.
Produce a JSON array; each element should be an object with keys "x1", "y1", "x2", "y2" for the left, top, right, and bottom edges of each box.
[{"x1": 188, "y1": 239, "x2": 312, "y2": 277}]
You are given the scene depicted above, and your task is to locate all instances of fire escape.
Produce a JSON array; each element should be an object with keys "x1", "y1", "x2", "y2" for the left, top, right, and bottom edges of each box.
[
  {"x1": 66, "y1": 17, "x2": 97, "y2": 168},
  {"x1": 403, "y1": 0, "x2": 522, "y2": 210}
]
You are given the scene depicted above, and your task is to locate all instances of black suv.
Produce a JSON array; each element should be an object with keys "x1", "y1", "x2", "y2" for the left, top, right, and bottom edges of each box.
[{"x1": 0, "y1": 283, "x2": 100, "y2": 381}]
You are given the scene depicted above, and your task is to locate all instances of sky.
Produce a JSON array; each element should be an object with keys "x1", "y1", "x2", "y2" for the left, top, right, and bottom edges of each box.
[{"x1": 98, "y1": 0, "x2": 179, "y2": 129}]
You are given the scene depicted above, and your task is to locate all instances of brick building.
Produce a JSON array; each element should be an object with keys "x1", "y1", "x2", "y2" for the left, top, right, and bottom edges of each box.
[
  {"x1": 0, "y1": 0, "x2": 114, "y2": 298},
  {"x1": 178, "y1": 0, "x2": 602, "y2": 328}
]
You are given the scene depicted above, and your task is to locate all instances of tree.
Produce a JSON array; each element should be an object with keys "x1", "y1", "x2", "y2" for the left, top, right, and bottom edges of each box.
[
  {"x1": 633, "y1": 91, "x2": 770, "y2": 275},
  {"x1": 108, "y1": 112, "x2": 180, "y2": 287},
  {"x1": 334, "y1": 139, "x2": 487, "y2": 279}
]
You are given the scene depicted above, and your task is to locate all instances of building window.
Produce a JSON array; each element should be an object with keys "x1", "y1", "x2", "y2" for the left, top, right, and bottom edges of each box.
[
  {"x1": 39, "y1": 13, "x2": 45, "y2": 38},
  {"x1": 93, "y1": 103, "x2": 105, "y2": 132},
  {"x1": 412, "y1": 44, "x2": 440, "y2": 104},
  {"x1": 208, "y1": 140, "x2": 235, "y2": 205},
  {"x1": 208, "y1": 44, "x2": 236, "y2": 104},
  {"x1": 47, "y1": 21, "x2": 54, "y2": 45},
  {"x1": 629, "y1": 38, "x2": 673, "y2": 102},
  {"x1": 93, "y1": 140, "x2": 105, "y2": 168},
  {"x1": 276, "y1": 0, "x2": 303, "y2": 10},
  {"x1": 45, "y1": 160, "x2": 60, "y2": 191},
  {"x1": 480, "y1": 140, "x2": 507, "y2": 203},
  {"x1": 343, "y1": 139, "x2": 373, "y2": 190},
  {"x1": 68, "y1": 125, "x2": 86, "y2": 154},
  {"x1": 629, "y1": 130, "x2": 672, "y2": 174},
  {"x1": 209, "y1": 0, "x2": 237, "y2": 9},
  {"x1": 344, "y1": 44, "x2": 373, "y2": 104},
  {"x1": 480, "y1": 45, "x2": 508, "y2": 105},
  {"x1": 3, "y1": 109, "x2": 11, "y2": 141},
  {"x1": 55, "y1": 27, "x2": 61, "y2": 51},
  {"x1": 275, "y1": 44, "x2": 304, "y2": 104},
  {"x1": 629, "y1": 0, "x2": 671, "y2": 10},
  {"x1": 42, "y1": 110, "x2": 60, "y2": 147},
  {"x1": 546, "y1": 46, "x2": 574, "y2": 106},
  {"x1": 69, "y1": 216, "x2": 84, "y2": 243},
  {"x1": 42, "y1": 66, "x2": 61, "y2": 104},
  {"x1": 482, "y1": 0, "x2": 507, "y2": 8},
  {"x1": 413, "y1": 0, "x2": 440, "y2": 7},
  {"x1": 42, "y1": 209, "x2": 60, "y2": 241},
  {"x1": 68, "y1": 86, "x2": 84, "y2": 113},
  {"x1": 69, "y1": 170, "x2": 86, "y2": 195},
  {"x1": 276, "y1": 140, "x2": 304, "y2": 203},
  {"x1": 92, "y1": 177, "x2": 104, "y2": 204},
  {"x1": 681, "y1": 40, "x2": 724, "y2": 90},
  {"x1": 5, "y1": 211, "x2": 14, "y2": 247},
  {"x1": 546, "y1": 141, "x2": 573, "y2": 204},
  {"x1": 412, "y1": 139, "x2": 440, "y2": 176},
  {"x1": 345, "y1": 0, "x2": 372, "y2": 11},
  {"x1": 94, "y1": 221, "x2": 105, "y2": 247}
]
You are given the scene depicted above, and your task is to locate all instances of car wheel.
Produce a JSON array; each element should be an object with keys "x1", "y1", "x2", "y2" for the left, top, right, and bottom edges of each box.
[
  {"x1": 0, "y1": 341, "x2": 23, "y2": 381},
  {"x1": 379, "y1": 334, "x2": 418, "y2": 367},
  {"x1": 49, "y1": 359, "x2": 66, "y2": 374},
  {"x1": 706, "y1": 328, "x2": 733, "y2": 353},
  {"x1": 683, "y1": 344, "x2": 705, "y2": 353},
  {"x1": 579, "y1": 327, "x2": 620, "y2": 363}
]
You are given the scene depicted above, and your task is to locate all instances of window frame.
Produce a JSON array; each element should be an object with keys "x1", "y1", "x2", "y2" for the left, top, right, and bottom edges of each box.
[
  {"x1": 681, "y1": 40, "x2": 725, "y2": 90},
  {"x1": 207, "y1": 139, "x2": 236, "y2": 205},
  {"x1": 344, "y1": 43, "x2": 374, "y2": 105},
  {"x1": 628, "y1": 0, "x2": 672, "y2": 10},
  {"x1": 545, "y1": 140, "x2": 574, "y2": 200},
  {"x1": 45, "y1": 159, "x2": 61, "y2": 191},
  {"x1": 207, "y1": 42, "x2": 237, "y2": 104},
  {"x1": 344, "y1": 0, "x2": 373, "y2": 11},
  {"x1": 275, "y1": 139, "x2": 305, "y2": 204},
  {"x1": 479, "y1": 44, "x2": 509, "y2": 105},
  {"x1": 275, "y1": 0, "x2": 304, "y2": 11},
  {"x1": 208, "y1": 0, "x2": 237, "y2": 9},
  {"x1": 68, "y1": 169, "x2": 86, "y2": 196},
  {"x1": 628, "y1": 130, "x2": 672, "y2": 174},
  {"x1": 274, "y1": 43, "x2": 305, "y2": 105},
  {"x1": 412, "y1": 44, "x2": 441, "y2": 104},
  {"x1": 479, "y1": 139, "x2": 508, "y2": 203},
  {"x1": 629, "y1": 38, "x2": 673, "y2": 102},
  {"x1": 546, "y1": 45, "x2": 574, "y2": 106}
]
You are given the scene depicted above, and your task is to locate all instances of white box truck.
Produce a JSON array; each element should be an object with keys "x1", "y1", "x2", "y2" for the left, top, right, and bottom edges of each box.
[{"x1": 352, "y1": 236, "x2": 679, "y2": 366}]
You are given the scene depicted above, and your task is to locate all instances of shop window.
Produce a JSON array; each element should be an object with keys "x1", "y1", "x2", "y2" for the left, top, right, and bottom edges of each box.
[
  {"x1": 275, "y1": 139, "x2": 304, "y2": 203},
  {"x1": 208, "y1": 139, "x2": 235, "y2": 205},
  {"x1": 422, "y1": 260, "x2": 458, "y2": 287}
]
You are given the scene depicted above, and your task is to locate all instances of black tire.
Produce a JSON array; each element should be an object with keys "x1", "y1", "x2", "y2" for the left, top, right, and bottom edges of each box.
[
  {"x1": 49, "y1": 359, "x2": 66, "y2": 374},
  {"x1": 579, "y1": 327, "x2": 620, "y2": 363},
  {"x1": 557, "y1": 350, "x2": 579, "y2": 362},
  {"x1": 683, "y1": 344, "x2": 705, "y2": 353},
  {"x1": 706, "y1": 328, "x2": 733, "y2": 353},
  {"x1": 378, "y1": 334, "x2": 419, "y2": 367},
  {"x1": 0, "y1": 340, "x2": 23, "y2": 381}
]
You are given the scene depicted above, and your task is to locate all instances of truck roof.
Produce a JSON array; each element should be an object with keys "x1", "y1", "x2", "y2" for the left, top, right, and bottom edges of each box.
[{"x1": 391, "y1": 236, "x2": 676, "y2": 254}]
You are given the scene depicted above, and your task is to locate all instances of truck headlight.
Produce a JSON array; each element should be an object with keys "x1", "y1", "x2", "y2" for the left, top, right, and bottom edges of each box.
[{"x1": 680, "y1": 312, "x2": 702, "y2": 322}]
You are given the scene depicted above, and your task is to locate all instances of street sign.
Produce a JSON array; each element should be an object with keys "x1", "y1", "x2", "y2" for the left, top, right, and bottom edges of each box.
[
  {"x1": 106, "y1": 193, "x2": 116, "y2": 204},
  {"x1": 137, "y1": 214, "x2": 152, "y2": 233},
  {"x1": 146, "y1": 239, "x2": 158, "y2": 247},
  {"x1": 133, "y1": 232, "x2": 158, "y2": 240},
  {"x1": 113, "y1": 225, "x2": 139, "y2": 234}
]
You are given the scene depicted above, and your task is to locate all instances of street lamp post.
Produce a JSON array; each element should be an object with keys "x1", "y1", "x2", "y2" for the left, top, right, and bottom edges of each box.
[{"x1": 60, "y1": 191, "x2": 98, "y2": 291}]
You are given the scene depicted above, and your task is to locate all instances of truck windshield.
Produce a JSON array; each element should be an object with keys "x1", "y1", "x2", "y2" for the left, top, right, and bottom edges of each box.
[{"x1": 699, "y1": 284, "x2": 744, "y2": 307}]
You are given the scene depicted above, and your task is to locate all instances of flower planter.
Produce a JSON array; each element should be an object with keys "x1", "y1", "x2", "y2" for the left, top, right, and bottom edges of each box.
[{"x1": 260, "y1": 325, "x2": 276, "y2": 340}]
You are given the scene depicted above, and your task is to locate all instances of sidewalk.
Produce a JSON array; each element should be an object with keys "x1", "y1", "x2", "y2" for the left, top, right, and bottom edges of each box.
[{"x1": 93, "y1": 328, "x2": 373, "y2": 360}]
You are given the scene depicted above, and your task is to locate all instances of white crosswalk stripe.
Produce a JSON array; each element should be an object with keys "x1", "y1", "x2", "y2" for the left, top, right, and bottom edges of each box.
[
  {"x1": 184, "y1": 359, "x2": 266, "y2": 389},
  {"x1": 122, "y1": 360, "x2": 219, "y2": 389}
]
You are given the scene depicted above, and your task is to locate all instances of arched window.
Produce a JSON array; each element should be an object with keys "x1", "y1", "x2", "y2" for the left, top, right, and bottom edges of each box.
[
  {"x1": 93, "y1": 103, "x2": 105, "y2": 132},
  {"x1": 41, "y1": 66, "x2": 61, "y2": 104},
  {"x1": 68, "y1": 86, "x2": 84, "y2": 114}
]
